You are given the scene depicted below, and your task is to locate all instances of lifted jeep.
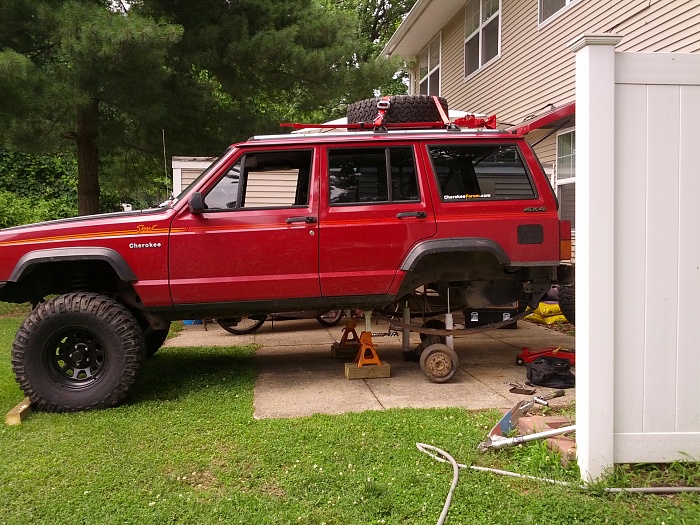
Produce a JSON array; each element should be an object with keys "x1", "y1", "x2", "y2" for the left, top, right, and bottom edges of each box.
[{"x1": 0, "y1": 96, "x2": 571, "y2": 411}]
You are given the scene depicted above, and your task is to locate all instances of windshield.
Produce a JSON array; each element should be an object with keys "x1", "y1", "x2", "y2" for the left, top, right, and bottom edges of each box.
[{"x1": 158, "y1": 147, "x2": 236, "y2": 208}]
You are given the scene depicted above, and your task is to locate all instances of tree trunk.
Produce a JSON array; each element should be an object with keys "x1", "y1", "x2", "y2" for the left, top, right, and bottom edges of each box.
[{"x1": 76, "y1": 99, "x2": 100, "y2": 216}]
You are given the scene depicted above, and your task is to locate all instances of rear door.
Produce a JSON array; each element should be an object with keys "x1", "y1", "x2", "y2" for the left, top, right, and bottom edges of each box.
[
  {"x1": 169, "y1": 147, "x2": 320, "y2": 305},
  {"x1": 424, "y1": 139, "x2": 561, "y2": 264},
  {"x1": 318, "y1": 143, "x2": 437, "y2": 297}
]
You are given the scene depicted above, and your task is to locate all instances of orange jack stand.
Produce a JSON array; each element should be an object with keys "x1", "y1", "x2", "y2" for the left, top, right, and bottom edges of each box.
[
  {"x1": 355, "y1": 331, "x2": 382, "y2": 367},
  {"x1": 331, "y1": 318, "x2": 361, "y2": 358},
  {"x1": 344, "y1": 331, "x2": 391, "y2": 379},
  {"x1": 340, "y1": 318, "x2": 360, "y2": 347}
]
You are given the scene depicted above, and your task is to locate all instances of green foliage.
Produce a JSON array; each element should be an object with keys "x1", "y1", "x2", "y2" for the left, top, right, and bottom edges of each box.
[
  {"x1": 0, "y1": 149, "x2": 78, "y2": 226},
  {"x1": 0, "y1": 0, "x2": 416, "y2": 213}
]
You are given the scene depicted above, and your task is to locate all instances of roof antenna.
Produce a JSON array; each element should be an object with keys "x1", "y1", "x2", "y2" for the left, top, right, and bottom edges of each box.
[{"x1": 162, "y1": 129, "x2": 171, "y2": 199}]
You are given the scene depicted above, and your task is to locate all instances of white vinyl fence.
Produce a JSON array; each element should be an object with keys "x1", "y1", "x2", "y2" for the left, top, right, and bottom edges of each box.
[{"x1": 572, "y1": 34, "x2": 700, "y2": 480}]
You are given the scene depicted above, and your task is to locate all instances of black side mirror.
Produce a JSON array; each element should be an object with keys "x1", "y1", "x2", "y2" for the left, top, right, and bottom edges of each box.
[{"x1": 189, "y1": 192, "x2": 204, "y2": 214}]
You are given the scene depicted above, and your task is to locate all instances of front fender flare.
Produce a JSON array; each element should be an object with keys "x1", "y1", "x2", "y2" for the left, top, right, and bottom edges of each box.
[{"x1": 9, "y1": 247, "x2": 137, "y2": 282}]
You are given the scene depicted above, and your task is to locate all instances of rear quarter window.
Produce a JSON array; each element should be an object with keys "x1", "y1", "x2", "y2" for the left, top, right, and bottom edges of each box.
[{"x1": 428, "y1": 144, "x2": 536, "y2": 201}]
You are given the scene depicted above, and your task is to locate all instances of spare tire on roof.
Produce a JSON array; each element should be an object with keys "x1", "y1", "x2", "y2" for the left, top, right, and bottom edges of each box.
[{"x1": 347, "y1": 95, "x2": 449, "y2": 126}]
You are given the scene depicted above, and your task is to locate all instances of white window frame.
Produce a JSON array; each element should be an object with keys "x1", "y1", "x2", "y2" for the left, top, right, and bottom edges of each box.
[
  {"x1": 555, "y1": 127, "x2": 576, "y2": 229},
  {"x1": 417, "y1": 34, "x2": 441, "y2": 96},
  {"x1": 463, "y1": 0, "x2": 501, "y2": 79},
  {"x1": 538, "y1": 0, "x2": 580, "y2": 26}
]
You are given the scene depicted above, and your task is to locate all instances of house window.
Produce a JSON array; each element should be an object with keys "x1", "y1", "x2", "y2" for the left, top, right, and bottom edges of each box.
[
  {"x1": 418, "y1": 35, "x2": 441, "y2": 95},
  {"x1": 464, "y1": 0, "x2": 500, "y2": 77},
  {"x1": 539, "y1": 0, "x2": 576, "y2": 24},
  {"x1": 556, "y1": 130, "x2": 576, "y2": 228}
]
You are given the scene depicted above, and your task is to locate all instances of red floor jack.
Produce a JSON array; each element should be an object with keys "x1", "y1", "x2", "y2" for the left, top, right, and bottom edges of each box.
[{"x1": 516, "y1": 346, "x2": 575, "y2": 366}]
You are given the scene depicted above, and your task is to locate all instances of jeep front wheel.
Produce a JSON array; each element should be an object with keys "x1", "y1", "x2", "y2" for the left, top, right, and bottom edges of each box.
[{"x1": 11, "y1": 293, "x2": 146, "y2": 412}]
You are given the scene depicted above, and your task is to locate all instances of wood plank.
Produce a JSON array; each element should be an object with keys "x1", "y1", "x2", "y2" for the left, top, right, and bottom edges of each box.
[
  {"x1": 5, "y1": 397, "x2": 31, "y2": 426},
  {"x1": 344, "y1": 362, "x2": 391, "y2": 380}
]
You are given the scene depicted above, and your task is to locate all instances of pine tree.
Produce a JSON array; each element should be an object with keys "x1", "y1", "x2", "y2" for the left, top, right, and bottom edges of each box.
[{"x1": 0, "y1": 0, "x2": 183, "y2": 215}]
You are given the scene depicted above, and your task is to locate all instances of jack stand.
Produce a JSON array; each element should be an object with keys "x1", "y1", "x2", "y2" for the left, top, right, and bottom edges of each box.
[
  {"x1": 331, "y1": 318, "x2": 361, "y2": 358},
  {"x1": 445, "y1": 287, "x2": 454, "y2": 350},
  {"x1": 363, "y1": 310, "x2": 373, "y2": 332},
  {"x1": 344, "y1": 331, "x2": 391, "y2": 379},
  {"x1": 355, "y1": 332, "x2": 382, "y2": 367}
]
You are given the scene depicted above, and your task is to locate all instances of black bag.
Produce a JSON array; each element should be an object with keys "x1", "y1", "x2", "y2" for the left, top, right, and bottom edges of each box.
[{"x1": 525, "y1": 356, "x2": 575, "y2": 389}]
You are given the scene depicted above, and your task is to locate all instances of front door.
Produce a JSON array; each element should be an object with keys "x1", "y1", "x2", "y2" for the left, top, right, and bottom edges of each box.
[
  {"x1": 169, "y1": 147, "x2": 320, "y2": 306},
  {"x1": 318, "y1": 143, "x2": 436, "y2": 297}
]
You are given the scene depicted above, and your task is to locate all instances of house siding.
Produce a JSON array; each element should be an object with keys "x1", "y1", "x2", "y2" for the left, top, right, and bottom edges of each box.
[{"x1": 416, "y1": 0, "x2": 700, "y2": 125}]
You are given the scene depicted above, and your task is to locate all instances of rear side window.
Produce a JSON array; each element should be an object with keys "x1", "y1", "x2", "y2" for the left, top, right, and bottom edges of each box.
[
  {"x1": 328, "y1": 147, "x2": 419, "y2": 205},
  {"x1": 428, "y1": 144, "x2": 536, "y2": 201}
]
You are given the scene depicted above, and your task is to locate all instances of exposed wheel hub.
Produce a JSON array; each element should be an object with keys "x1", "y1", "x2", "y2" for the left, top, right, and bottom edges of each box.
[
  {"x1": 49, "y1": 330, "x2": 105, "y2": 385},
  {"x1": 425, "y1": 353, "x2": 453, "y2": 379}
]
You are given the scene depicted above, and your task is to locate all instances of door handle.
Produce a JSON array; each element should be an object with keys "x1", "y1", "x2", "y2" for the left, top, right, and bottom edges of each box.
[
  {"x1": 286, "y1": 216, "x2": 317, "y2": 224},
  {"x1": 396, "y1": 211, "x2": 427, "y2": 219}
]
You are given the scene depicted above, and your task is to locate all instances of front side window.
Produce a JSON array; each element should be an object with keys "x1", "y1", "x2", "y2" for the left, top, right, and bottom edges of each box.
[
  {"x1": 329, "y1": 147, "x2": 419, "y2": 205},
  {"x1": 464, "y1": 0, "x2": 500, "y2": 77},
  {"x1": 539, "y1": 0, "x2": 577, "y2": 24},
  {"x1": 556, "y1": 130, "x2": 576, "y2": 227},
  {"x1": 418, "y1": 35, "x2": 441, "y2": 96},
  {"x1": 204, "y1": 149, "x2": 313, "y2": 210},
  {"x1": 429, "y1": 144, "x2": 535, "y2": 201}
]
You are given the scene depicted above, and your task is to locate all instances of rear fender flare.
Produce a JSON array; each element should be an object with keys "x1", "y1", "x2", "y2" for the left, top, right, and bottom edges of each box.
[
  {"x1": 400, "y1": 238, "x2": 511, "y2": 272},
  {"x1": 9, "y1": 247, "x2": 137, "y2": 282}
]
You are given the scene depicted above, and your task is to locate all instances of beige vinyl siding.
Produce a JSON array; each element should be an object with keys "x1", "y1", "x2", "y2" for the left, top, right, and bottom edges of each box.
[
  {"x1": 531, "y1": 132, "x2": 556, "y2": 167},
  {"x1": 244, "y1": 170, "x2": 299, "y2": 208},
  {"x1": 182, "y1": 168, "x2": 204, "y2": 190},
  {"x1": 424, "y1": 0, "x2": 700, "y2": 125}
]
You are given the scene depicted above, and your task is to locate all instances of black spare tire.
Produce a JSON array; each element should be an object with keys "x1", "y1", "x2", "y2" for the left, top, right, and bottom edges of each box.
[
  {"x1": 347, "y1": 95, "x2": 449, "y2": 126},
  {"x1": 11, "y1": 292, "x2": 146, "y2": 412}
]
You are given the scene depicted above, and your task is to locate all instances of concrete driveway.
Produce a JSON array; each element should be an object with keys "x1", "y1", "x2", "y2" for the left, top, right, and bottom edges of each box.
[{"x1": 163, "y1": 318, "x2": 576, "y2": 419}]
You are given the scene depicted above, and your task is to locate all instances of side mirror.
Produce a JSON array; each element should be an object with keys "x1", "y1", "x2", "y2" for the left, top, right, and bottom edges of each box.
[{"x1": 189, "y1": 192, "x2": 204, "y2": 214}]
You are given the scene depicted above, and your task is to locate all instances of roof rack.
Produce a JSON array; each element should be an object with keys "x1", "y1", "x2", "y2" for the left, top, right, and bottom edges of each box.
[
  {"x1": 280, "y1": 95, "x2": 496, "y2": 134},
  {"x1": 249, "y1": 127, "x2": 504, "y2": 141}
]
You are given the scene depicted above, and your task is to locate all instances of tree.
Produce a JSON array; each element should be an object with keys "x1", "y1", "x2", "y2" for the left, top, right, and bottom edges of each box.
[
  {"x1": 0, "y1": 1, "x2": 413, "y2": 215},
  {"x1": 132, "y1": 0, "x2": 405, "y2": 125},
  {"x1": 334, "y1": 0, "x2": 418, "y2": 94},
  {"x1": 0, "y1": 0, "x2": 183, "y2": 215}
]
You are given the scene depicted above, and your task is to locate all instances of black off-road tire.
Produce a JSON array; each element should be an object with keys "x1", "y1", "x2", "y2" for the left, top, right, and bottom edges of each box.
[
  {"x1": 420, "y1": 319, "x2": 447, "y2": 343},
  {"x1": 347, "y1": 95, "x2": 449, "y2": 126},
  {"x1": 11, "y1": 293, "x2": 146, "y2": 412},
  {"x1": 559, "y1": 283, "x2": 575, "y2": 325},
  {"x1": 217, "y1": 317, "x2": 266, "y2": 335},
  {"x1": 144, "y1": 323, "x2": 171, "y2": 358},
  {"x1": 316, "y1": 310, "x2": 343, "y2": 327}
]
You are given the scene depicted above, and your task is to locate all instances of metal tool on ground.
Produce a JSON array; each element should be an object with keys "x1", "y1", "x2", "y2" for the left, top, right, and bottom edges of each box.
[
  {"x1": 505, "y1": 382, "x2": 536, "y2": 395},
  {"x1": 478, "y1": 390, "x2": 571, "y2": 451}
]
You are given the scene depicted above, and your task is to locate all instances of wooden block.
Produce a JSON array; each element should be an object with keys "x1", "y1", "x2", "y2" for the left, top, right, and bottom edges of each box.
[
  {"x1": 5, "y1": 397, "x2": 31, "y2": 426},
  {"x1": 344, "y1": 362, "x2": 391, "y2": 380},
  {"x1": 331, "y1": 342, "x2": 360, "y2": 359}
]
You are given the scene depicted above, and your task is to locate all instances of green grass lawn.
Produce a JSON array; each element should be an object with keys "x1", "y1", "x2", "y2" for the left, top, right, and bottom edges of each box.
[{"x1": 1, "y1": 317, "x2": 698, "y2": 524}]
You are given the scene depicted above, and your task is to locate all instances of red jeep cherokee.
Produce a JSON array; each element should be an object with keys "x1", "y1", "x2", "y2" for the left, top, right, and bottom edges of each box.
[{"x1": 0, "y1": 96, "x2": 571, "y2": 411}]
